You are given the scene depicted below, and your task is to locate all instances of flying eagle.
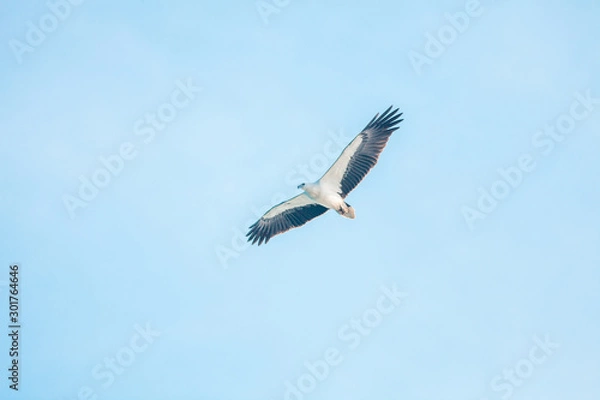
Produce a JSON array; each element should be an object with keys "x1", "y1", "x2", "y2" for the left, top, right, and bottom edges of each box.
[{"x1": 247, "y1": 106, "x2": 403, "y2": 245}]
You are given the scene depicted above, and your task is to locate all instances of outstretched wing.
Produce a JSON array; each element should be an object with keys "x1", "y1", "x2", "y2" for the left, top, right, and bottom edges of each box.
[
  {"x1": 247, "y1": 194, "x2": 329, "y2": 246},
  {"x1": 319, "y1": 106, "x2": 403, "y2": 198}
]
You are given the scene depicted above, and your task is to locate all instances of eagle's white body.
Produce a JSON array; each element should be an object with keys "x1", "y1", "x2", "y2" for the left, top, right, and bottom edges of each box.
[{"x1": 301, "y1": 182, "x2": 354, "y2": 218}]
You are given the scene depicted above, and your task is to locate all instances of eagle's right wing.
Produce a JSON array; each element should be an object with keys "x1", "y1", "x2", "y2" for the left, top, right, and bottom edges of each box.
[{"x1": 319, "y1": 106, "x2": 403, "y2": 198}]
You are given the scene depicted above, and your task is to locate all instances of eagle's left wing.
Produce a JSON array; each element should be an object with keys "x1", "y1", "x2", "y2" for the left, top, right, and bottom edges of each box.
[{"x1": 247, "y1": 194, "x2": 329, "y2": 245}]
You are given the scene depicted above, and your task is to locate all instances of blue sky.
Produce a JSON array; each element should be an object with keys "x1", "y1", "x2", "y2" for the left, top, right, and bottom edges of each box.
[{"x1": 1, "y1": 0, "x2": 599, "y2": 399}]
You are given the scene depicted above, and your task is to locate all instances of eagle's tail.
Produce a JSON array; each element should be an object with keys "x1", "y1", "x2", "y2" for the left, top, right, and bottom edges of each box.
[{"x1": 338, "y1": 202, "x2": 355, "y2": 219}]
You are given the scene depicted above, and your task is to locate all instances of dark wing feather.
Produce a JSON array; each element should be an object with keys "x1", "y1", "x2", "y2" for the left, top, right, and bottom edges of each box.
[
  {"x1": 320, "y1": 106, "x2": 403, "y2": 198},
  {"x1": 246, "y1": 194, "x2": 329, "y2": 246}
]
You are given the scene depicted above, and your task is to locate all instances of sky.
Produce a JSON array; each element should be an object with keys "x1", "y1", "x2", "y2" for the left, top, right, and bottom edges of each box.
[{"x1": 0, "y1": 0, "x2": 599, "y2": 399}]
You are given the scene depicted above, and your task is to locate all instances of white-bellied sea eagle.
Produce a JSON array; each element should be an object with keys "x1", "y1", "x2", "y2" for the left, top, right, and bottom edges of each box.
[{"x1": 247, "y1": 105, "x2": 403, "y2": 245}]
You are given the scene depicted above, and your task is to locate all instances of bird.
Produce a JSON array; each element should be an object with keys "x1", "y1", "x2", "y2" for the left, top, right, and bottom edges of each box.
[{"x1": 246, "y1": 105, "x2": 403, "y2": 245}]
